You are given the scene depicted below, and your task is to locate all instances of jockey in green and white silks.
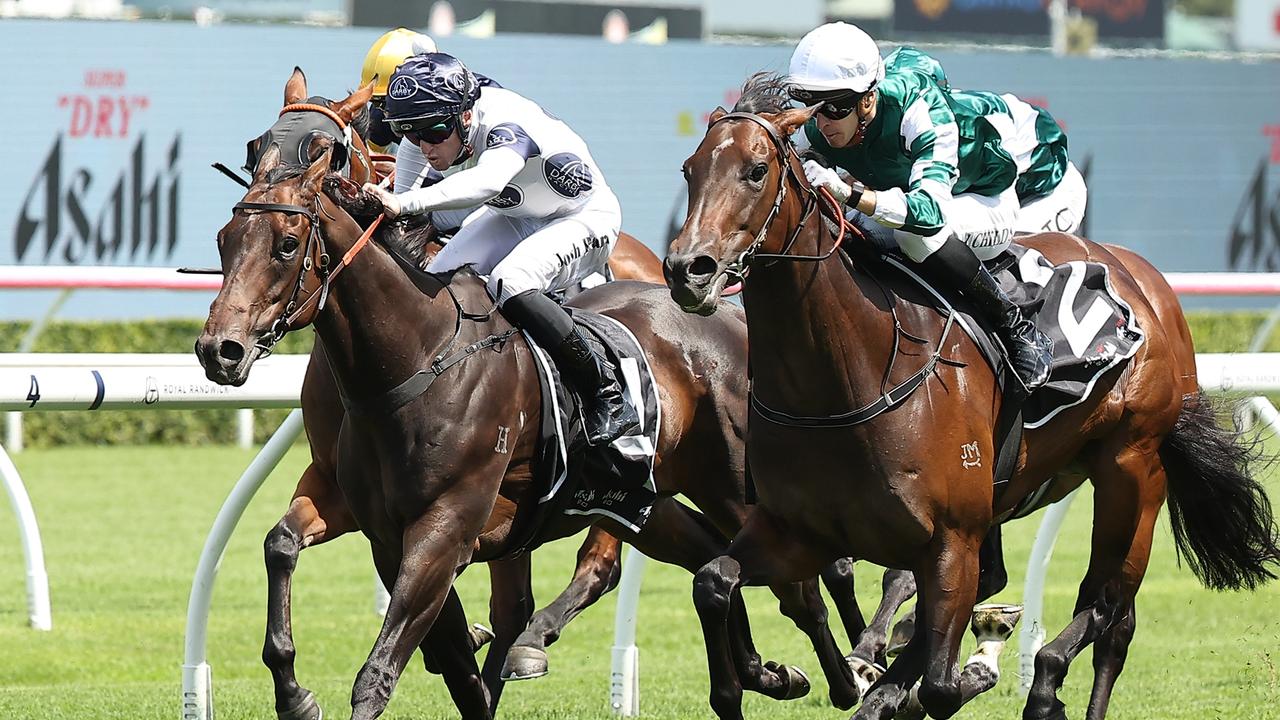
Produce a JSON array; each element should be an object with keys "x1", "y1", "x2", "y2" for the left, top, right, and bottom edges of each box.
[
  {"x1": 787, "y1": 22, "x2": 1055, "y2": 391},
  {"x1": 884, "y1": 46, "x2": 1088, "y2": 235}
]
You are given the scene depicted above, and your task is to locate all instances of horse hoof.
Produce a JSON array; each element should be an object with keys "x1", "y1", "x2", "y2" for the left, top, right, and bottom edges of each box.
[
  {"x1": 846, "y1": 654, "x2": 886, "y2": 696},
  {"x1": 887, "y1": 615, "x2": 915, "y2": 657},
  {"x1": 891, "y1": 683, "x2": 925, "y2": 720},
  {"x1": 778, "y1": 664, "x2": 811, "y2": 700},
  {"x1": 971, "y1": 603, "x2": 1023, "y2": 642},
  {"x1": 278, "y1": 691, "x2": 322, "y2": 720},
  {"x1": 501, "y1": 646, "x2": 549, "y2": 681},
  {"x1": 469, "y1": 623, "x2": 495, "y2": 651}
]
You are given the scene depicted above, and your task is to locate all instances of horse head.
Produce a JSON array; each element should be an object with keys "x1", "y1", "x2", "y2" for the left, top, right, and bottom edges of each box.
[
  {"x1": 197, "y1": 139, "x2": 345, "y2": 385},
  {"x1": 665, "y1": 74, "x2": 818, "y2": 315}
]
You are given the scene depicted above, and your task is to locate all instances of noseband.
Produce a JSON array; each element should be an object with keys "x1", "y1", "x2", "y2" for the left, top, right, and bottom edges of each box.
[
  {"x1": 231, "y1": 193, "x2": 381, "y2": 355},
  {"x1": 707, "y1": 112, "x2": 850, "y2": 280}
]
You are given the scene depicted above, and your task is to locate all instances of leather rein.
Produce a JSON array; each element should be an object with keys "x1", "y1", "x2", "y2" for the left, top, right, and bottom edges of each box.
[{"x1": 708, "y1": 111, "x2": 959, "y2": 429}]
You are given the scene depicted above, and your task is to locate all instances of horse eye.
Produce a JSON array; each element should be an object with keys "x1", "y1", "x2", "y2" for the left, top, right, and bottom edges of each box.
[
  {"x1": 280, "y1": 236, "x2": 300, "y2": 255},
  {"x1": 749, "y1": 163, "x2": 768, "y2": 183}
]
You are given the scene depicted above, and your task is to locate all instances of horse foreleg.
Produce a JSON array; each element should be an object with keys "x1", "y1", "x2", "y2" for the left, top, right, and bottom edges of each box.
[
  {"x1": 479, "y1": 554, "x2": 534, "y2": 711},
  {"x1": 768, "y1": 577, "x2": 864, "y2": 710},
  {"x1": 423, "y1": 585, "x2": 493, "y2": 719},
  {"x1": 855, "y1": 531, "x2": 982, "y2": 720},
  {"x1": 849, "y1": 568, "x2": 916, "y2": 672},
  {"x1": 263, "y1": 462, "x2": 357, "y2": 720},
  {"x1": 503, "y1": 526, "x2": 621, "y2": 681},
  {"x1": 351, "y1": 509, "x2": 484, "y2": 720},
  {"x1": 819, "y1": 559, "x2": 867, "y2": 648},
  {"x1": 692, "y1": 506, "x2": 831, "y2": 720}
]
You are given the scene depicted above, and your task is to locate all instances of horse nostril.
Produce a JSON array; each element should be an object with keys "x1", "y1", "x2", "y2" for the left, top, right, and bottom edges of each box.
[
  {"x1": 688, "y1": 255, "x2": 718, "y2": 279},
  {"x1": 219, "y1": 339, "x2": 245, "y2": 363}
]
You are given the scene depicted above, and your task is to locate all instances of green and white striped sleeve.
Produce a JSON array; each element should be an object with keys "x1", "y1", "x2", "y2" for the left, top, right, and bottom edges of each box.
[{"x1": 872, "y1": 80, "x2": 958, "y2": 236}]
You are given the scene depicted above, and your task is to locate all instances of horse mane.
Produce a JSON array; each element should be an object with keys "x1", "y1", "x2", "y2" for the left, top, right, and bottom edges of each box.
[
  {"x1": 379, "y1": 215, "x2": 439, "y2": 271},
  {"x1": 734, "y1": 72, "x2": 792, "y2": 115}
]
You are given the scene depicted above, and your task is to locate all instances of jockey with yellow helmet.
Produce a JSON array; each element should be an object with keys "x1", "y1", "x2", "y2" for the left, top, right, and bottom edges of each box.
[
  {"x1": 361, "y1": 28, "x2": 439, "y2": 153},
  {"x1": 788, "y1": 22, "x2": 1055, "y2": 391}
]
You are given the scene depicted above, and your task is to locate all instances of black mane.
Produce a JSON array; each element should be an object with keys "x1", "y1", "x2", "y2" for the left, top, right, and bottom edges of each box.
[{"x1": 734, "y1": 72, "x2": 792, "y2": 115}]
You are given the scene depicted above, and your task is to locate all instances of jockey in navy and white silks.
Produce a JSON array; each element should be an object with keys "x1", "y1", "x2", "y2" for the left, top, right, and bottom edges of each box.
[
  {"x1": 363, "y1": 52, "x2": 637, "y2": 445},
  {"x1": 787, "y1": 22, "x2": 1055, "y2": 391}
]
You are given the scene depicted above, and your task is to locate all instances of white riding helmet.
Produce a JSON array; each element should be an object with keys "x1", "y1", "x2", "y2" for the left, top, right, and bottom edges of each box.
[{"x1": 788, "y1": 22, "x2": 885, "y2": 99}]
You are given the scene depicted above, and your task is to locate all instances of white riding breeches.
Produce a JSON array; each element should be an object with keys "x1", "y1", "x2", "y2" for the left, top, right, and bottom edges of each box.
[
  {"x1": 893, "y1": 186, "x2": 1021, "y2": 263},
  {"x1": 1015, "y1": 161, "x2": 1088, "y2": 235},
  {"x1": 425, "y1": 191, "x2": 621, "y2": 305}
]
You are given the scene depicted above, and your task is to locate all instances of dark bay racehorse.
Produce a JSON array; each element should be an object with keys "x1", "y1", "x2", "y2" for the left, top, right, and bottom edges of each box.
[
  {"x1": 663, "y1": 74, "x2": 1280, "y2": 720},
  {"x1": 238, "y1": 69, "x2": 793, "y2": 706},
  {"x1": 197, "y1": 75, "x2": 889, "y2": 719}
]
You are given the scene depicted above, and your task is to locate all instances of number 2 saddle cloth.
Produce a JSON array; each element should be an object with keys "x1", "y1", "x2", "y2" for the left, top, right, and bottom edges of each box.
[{"x1": 886, "y1": 243, "x2": 1146, "y2": 429}]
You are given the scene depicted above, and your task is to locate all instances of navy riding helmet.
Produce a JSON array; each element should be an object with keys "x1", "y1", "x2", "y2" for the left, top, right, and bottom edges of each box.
[{"x1": 384, "y1": 53, "x2": 480, "y2": 128}]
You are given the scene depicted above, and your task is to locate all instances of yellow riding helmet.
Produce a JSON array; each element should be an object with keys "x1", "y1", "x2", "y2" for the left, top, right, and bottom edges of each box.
[{"x1": 361, "y1": 28, "x2": 438, "y2": 97}]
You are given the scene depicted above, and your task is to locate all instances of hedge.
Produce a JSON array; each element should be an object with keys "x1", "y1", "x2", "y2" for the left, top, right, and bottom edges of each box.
[{"x1": 2, "y1": 312, "x2": 1277, "y2": 447}]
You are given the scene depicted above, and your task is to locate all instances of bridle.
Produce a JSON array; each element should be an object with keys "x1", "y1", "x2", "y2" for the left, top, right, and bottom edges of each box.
[
  {"x1": 231, "y1": 190, "x2": 381, "y2": 355},
  {"x1": 707, "y1": 111, "x2": 854, "y2": 281},
  {"x1": 705, "y1": 112, "x2": 959, "y2": 429}
]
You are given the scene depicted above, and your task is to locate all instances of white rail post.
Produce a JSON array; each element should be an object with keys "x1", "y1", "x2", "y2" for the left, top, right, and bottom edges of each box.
[
  {"x1": 1019, "y1": 488, "x2": 1080, "y2": 692},
  {"x1": 610, "y1": 546, "x2": 647, "y2": 716},
  {"x1": 181, "y1": 409, "x2": 304, "y2": 720},
  {"x1": 236, "y1": 408, "x2": 254, "y2": 449},
  {"x1": 0, "y1": 441, "x2": 52, "y2": 631}
]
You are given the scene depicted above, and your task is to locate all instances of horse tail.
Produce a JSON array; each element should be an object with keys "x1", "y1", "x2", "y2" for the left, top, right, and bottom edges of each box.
[{"x1": 1159, "y1": 392, "x2": 1280, "y2": 591}]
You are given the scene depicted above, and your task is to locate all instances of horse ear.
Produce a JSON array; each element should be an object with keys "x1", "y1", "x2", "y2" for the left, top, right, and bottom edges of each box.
[
  {"x1": 284, "y1": 66, "x2": 308, "y2": 106},
  {"x1": 334, "y1": 79, "x2": 375, "y2": 123},
  {"x1": 770, "y1": 104, "x2": 818, "y2": 137},
  {"x1": 253, "y1": 144, "x2": 280, "y2": 184},
  {"x1": 302, "y1": 145, "x2": 331, "y2": 194},
  {"x1": 707, "y1": 106, "x2": 728, "y2": 127}
]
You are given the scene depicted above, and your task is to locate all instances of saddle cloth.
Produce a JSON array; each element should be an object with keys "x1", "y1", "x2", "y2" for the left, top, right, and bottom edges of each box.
[
  {"x1": 885, "y1": 243, "x2": 1145, "y2": 429},
  {"x1": 505, "y1": 308, "x2": 661, "y2": 555}
]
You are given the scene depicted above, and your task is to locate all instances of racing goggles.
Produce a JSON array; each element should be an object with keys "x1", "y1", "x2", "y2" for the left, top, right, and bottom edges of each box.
[
  {"x1": 788, "y1": 87, "x2": 861, "y2": 121},
  {"x1": 391, "y1": 115, "x2": 459, "y2": 145}
]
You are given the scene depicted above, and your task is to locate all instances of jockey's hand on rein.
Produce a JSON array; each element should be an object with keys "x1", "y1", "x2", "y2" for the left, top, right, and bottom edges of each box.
[
  {"x1": 361, "y1": 182, "x2": 402, "y2": 219},
  {"x1": 802, "y1": 159, "x2": 853, "y2": 205}
]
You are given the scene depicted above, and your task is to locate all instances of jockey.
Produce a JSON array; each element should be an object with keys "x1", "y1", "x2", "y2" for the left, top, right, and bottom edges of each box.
[
  {"x1": 787, "y1": 22, "x2": 1055, "y2": 391},
  {"x1": 360, "y1": 28, "x2": 439, "y2": 153},
  {"x1": 884, "y1": 46, "x2": 1089, "y2": 235},
  {"x1": 361, "y1": 52, "x2": 639, "y2": 446}
]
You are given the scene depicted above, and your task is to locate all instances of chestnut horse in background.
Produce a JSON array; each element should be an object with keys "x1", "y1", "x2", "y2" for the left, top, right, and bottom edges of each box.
[{"x1": 663, "y1": 74, "x2": 1280, "y2": 720}]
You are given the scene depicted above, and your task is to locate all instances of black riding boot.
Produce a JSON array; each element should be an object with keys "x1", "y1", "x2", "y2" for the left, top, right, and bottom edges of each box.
[
  {"x1": 503, "y1": 290, "x2": 640, "y2": 446},
  {"x1": 920, "y1": 237, "x2": 1054, "y2": 391}
]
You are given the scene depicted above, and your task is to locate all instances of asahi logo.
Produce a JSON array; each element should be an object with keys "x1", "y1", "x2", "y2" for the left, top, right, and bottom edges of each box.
[
  {"x1": 1228, "y1": 157, "x2": 1280, "y2": 271},
  {"x1": 13, "y1": 68, "x2": 181, "y2": 264},
  {"x1": 14, "y1": 134, "x2": 181, "y2": 264}
]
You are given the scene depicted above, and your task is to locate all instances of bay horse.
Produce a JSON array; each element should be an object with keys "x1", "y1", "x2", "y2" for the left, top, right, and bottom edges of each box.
[
  {"x1": 198, "y1": 73, "x2": 887, "y2": 719},
  {"x1": 236, "y1": 68, "x2": 810, "y2": 711},
  {"x1": 662, "y1": 74, "x2": 1280, "y2": 720}
]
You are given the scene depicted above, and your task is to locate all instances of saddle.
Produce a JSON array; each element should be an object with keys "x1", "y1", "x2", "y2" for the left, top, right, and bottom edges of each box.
[{"x1": 505, "y1": 307, "x2": 661, "y2": 555}]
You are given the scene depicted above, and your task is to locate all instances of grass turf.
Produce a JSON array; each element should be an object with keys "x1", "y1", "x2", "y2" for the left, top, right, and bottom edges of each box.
[{"x1": 1, "y1": 443, "x2": 1278, "y2": 719}]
